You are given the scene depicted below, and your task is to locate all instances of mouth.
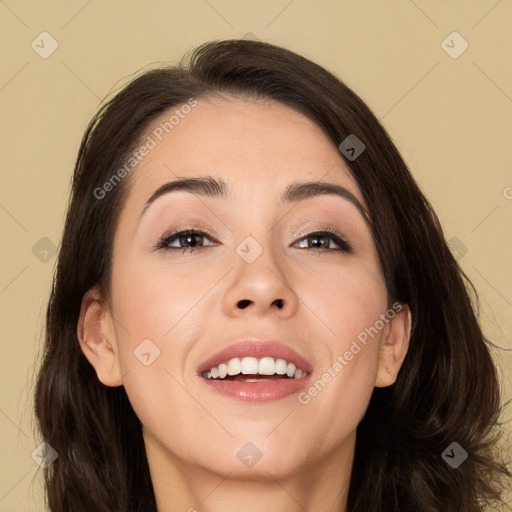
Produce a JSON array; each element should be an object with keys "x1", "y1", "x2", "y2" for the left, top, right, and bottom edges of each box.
[
  {"x1": 197, "y1": 340, "x2": 313, "y2": 402},
  {"x1": 202, "y1": 356, "x2": 308, "y2": 381}
]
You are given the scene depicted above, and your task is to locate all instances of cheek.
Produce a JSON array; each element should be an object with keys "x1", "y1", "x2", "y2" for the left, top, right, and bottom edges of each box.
[
  {"x1": 109, "y1": 258, "x2": 223, "y2": 436},
  {"x1": 299, "y1": 256, "x2": 387, "y2": 347},
  {"x1": 293, "y1": 260, "x2": 386, "y2": 434},
  {"x1": 111, "y1": 255, "x2": 212, "y2": 348}
]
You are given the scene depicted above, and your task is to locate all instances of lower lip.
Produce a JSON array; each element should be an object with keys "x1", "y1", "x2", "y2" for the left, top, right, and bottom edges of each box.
[{"x1": 200, "y1": 376, "x2": 311, "y2": 402}]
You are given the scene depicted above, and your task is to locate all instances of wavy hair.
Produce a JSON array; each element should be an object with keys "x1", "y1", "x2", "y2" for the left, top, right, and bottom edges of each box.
[{"x1": 34, "y1": 38, "x2": 511, "y2": 511}]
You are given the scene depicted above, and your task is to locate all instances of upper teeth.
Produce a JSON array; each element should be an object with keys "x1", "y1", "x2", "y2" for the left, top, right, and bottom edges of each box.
[{"x1": 203, "y1": 357, "x2": 307, "y2": 380}]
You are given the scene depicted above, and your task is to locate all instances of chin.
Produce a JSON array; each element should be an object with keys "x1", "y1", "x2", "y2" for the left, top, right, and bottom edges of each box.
[{"x1": 190, "y1": 438, "x2": 309, "y2": 481}]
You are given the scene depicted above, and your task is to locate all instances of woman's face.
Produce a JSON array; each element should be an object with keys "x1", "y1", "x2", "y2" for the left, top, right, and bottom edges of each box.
[{"x1": 82, "y1": 96, "x2": 410, "y2": 481}]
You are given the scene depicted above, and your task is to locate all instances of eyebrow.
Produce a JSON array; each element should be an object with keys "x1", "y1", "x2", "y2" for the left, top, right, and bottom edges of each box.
[{"x1": 139, "y1": 175, "x2": 371, "y2": 225}]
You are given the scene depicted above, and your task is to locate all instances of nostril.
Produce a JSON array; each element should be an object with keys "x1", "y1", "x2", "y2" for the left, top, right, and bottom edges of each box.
[{"x1": 237, "y1": 299, "x2": 251, "y2": 309}]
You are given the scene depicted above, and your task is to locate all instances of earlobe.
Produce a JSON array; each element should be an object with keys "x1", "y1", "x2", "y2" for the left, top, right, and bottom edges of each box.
[
  {"x1": 374, "y1": 303, "x2": 412, "y2": 388},
  {"x1": 77, "y1": 286, "x2": 123, "y2": 387}
]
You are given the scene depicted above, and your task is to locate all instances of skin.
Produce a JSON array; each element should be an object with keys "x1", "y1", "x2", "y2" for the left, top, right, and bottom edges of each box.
[{"x1": 78, "y1": 96, "x2": 411, "y2": 512}]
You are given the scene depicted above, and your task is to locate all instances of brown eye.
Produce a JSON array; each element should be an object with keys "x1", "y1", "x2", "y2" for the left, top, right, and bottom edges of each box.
[
  {"x1": 295, "y1": 230, "x2": 352, "y2": 253},
  {"x1": 156, "y1": 229, "x2": 217, "y2": 253}
]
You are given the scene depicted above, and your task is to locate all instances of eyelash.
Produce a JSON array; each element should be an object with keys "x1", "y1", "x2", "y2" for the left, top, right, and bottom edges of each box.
[{"x1": 154, "y1": 227, "x2": 352, "y2": 254}]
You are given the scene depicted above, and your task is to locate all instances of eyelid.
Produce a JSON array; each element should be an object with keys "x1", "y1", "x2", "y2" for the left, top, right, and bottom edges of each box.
[
  {"x1": 292, "y1": 224, "x2": 351, "y2": 242},
  {"x1": 288, "y1": 219, "x2": 343, "y2": 240}
]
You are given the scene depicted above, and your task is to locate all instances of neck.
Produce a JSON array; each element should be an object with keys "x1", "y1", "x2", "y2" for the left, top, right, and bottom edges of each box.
[{"x1": 144, "y1": 429, "x2": 355, "y2": 512}]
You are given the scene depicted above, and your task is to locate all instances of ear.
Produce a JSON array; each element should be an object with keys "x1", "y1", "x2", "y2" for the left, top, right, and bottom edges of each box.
[
  {"x1": 374, "y1": 303, "x2": 412, "y2": 387},
  {"x1": 77, "y1": 286, "x2": 123, "y2": 387}
]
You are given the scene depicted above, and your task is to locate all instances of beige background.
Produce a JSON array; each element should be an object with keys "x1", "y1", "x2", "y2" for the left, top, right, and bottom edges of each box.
[{"x1": 1, "y1": 1, "x2": 511, "y2": 510}]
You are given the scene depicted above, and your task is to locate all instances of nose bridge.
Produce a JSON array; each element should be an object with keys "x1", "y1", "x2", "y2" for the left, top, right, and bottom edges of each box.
[
  {"x1": 222, "y1": 226, "x2": 298, "y2": 316},
  {"x1": 235, "y1": 228, "x2": 285, "y2": 285},
  {"x1": 230, "y1": 194, "x2": 281, "y2": 268}
]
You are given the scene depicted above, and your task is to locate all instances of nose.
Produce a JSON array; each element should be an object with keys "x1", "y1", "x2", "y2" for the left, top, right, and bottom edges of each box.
[{"x1": 222, "y1": 235, "x2": 299, "y2": 318}]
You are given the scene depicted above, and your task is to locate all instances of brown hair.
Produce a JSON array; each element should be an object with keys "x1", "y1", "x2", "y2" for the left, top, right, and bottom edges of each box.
[{"x1": 34, "y1": 38, "x2": 511, "y2": 511}]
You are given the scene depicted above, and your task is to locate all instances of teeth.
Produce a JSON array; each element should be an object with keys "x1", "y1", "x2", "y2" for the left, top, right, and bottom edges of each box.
[
  {"x1": 218, "y1": 363, "x2": 228, "y2": 379},
  {"x1": 203, "y1": 356, "x2": 308, "y2": 380},
  {"x1": 275, "y1": 358, "x2": 288, "y2": 375},
  {"x1": 258, "y1": 356, "x2": 275, "y2": 375},
  {"x1": 227, "y1": 358, "x2": 241, "y2": 375},
  {"x1": 241, "y1": 357, "x2": 259, "y2": 374}
]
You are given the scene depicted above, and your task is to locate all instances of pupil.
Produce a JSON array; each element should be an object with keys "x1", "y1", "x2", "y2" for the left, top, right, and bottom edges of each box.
[
  {"x1": 182, "y1": 234, "x2": 201, "y2": 247},
  {"x1": 310, "y1": 235, "x2": 328, "y2": 249}
]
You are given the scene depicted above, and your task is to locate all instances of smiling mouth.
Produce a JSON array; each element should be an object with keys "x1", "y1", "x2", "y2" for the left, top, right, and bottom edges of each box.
[
  {"x1": 199, "y1": 353, "x2": 312, "y2": 402},
  {"x1": 202, "y1": 356, "x2": 308, "y2": 381}
]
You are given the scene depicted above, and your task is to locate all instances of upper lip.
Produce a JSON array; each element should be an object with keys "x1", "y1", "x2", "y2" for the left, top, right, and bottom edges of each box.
[{"x1": 197, "y1": 339, "x2": 314, "y2": 375}]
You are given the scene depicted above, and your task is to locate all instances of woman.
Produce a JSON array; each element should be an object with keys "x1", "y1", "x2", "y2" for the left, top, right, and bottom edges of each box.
[{"x1": 34, "y1": 38, "x2": 511, "y2": 511}]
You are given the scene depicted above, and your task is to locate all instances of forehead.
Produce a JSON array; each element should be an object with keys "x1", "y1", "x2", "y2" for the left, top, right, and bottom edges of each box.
[{"x1": 122, "y1": 96, "x2": 366, "y2": 211}]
